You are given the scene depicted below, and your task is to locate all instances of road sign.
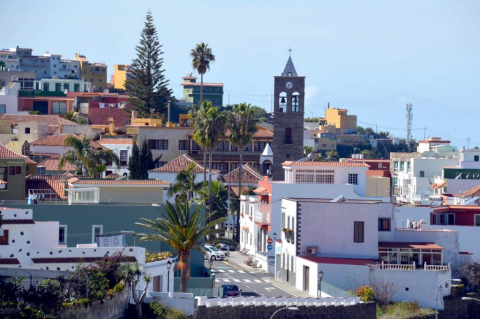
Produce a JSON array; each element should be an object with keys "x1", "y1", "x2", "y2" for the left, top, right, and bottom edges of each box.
[
  {"x1": 267, "y1": 237, "x2": 273, "y2": 245},
  {"x1": 267, "y1": 244, "x2": 273, "y2": 251}
]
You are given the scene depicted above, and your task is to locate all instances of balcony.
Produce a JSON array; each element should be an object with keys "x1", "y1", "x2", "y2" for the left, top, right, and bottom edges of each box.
[
  {"x1": 254, "y1": 210, "x2": 271, "y2": 225},
  {"x1": 370, "y1": 261, "x2": 450, "y2": 271}
]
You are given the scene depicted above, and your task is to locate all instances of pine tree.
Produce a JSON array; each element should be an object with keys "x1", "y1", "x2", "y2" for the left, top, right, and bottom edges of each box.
[
  {"x1": 126, "y1": 11, "x2": 172, "y2": 117},
  {"x1": 128, "y1": 141, "x2": 141, "y2": 179},
  {"x1": 140, "y1": 139, "x2": 154, "y2": 179}
]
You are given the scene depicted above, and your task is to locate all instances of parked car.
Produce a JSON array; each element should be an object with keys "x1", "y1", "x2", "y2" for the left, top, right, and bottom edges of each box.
[
  {"x1": 216, "y1": 243, "x2": 236, "y2": 251},
  {"x1": 222, "y1": 284, "x2": 242, "y2": 297},
  {"x1": 204, "y1": 246, "x2": 226, "y2": 260}
]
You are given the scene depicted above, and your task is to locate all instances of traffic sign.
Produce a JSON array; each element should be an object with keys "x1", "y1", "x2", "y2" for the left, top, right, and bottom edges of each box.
[
  {"x1": 267, "y1": 244, "x2": 273, "y2": 251},
  {"x1": 267, "y1": 237, "x2": 273, "y2": 245}
]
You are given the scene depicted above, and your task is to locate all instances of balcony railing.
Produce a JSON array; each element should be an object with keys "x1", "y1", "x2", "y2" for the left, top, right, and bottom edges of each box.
[
  {"x1": 371, "y1": 261, "x2": 451, "y2": 271},
  {"x1": 254, "y1": 210, "x2": 271, "y2": 225},
  {"x1": 424, "y1": 263, "x2": 450, "y2": 271}
]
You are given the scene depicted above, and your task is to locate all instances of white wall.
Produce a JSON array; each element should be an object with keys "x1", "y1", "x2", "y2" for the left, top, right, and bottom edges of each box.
[
  {"x1": 32, "y1": 221, "x2": 59, "y2": 248},
  {"x1": 445, "y1": 179, "x2": 480, "y2": 194},
  {"x1": 0, "y1": 82, "x2": 22, "y2": 114},
  {"x1": 144, "y1": 258, "x2": 176, "y2": 295},
  {"x1": 30, "y1": 145, "x2": 72, "y2": 155}
]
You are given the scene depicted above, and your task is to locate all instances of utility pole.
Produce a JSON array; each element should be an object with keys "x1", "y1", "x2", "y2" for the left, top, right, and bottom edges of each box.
[
  {"x1": 424, "y1": 127, "x2": 427, "y2": 140},
  {"x1": 406, "y1": 103, "x2": 413, "y2": 152},
  {"x1": 467, "y1": 138, "x2": 470, "y2": 150}
]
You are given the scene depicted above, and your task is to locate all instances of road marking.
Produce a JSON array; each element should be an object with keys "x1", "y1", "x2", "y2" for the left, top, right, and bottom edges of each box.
[
  {"x1": 222, "y1": 261, "x2": 242, "y2": 270},
  {"x1": 223, "y1": 279, "x2": 231, "y2": 282},
  {"x1": 265, "y1": 287, "x2": 275, "y2": 291},
  {"x1": 217, "y1": 270, "x2": 225, "y2": 273},
  {"x1": 238, "y1": 270, "x2": 245, "y2": 273},
  {"x1": 228, "y1": 270, "x2": 235, "y2": 273},
  {"x1": 249, "y1": 272, "x2": 256, "y2": 274},
  {"x1": 254, "y1": 280, "x2": 261, "y2": 283},
  {"x1": 215, "y1": 279, "x2": 220, "y2": 282},
  {"x1": 262, "y1": 278, "x2": 270, "y2": 283},
  {"x1": 244, "y1": 279, "x2": 251, "y2": 283},
  {"x1": 233, "y1": 279, "x2": 241, "y2": 282}
]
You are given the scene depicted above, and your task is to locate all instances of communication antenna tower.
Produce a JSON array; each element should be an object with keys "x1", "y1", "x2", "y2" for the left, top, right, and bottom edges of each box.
[{"x1": 406, "y1": 103, "x2": 413, "y2": 151}]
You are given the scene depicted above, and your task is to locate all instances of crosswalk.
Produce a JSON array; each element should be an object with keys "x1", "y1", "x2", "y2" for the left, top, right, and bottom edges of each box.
[
  {"x1": 213, "y1": 269, "x2": 259, "y2": 274},
  {"x1": 215, "y1": 278, "x2": 271, "y2": 283}
]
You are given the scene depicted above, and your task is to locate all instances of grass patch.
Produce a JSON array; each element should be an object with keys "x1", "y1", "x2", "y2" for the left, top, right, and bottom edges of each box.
[{"x1": 377, "y1": 301, "x2": 435, "y2": 318}]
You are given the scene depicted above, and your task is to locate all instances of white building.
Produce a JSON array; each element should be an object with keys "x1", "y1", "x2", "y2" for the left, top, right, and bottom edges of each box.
[
  {"x1": 0, "y1": 82, "x2": 27, "y2": 114},
  {"x1": 438, "y1": 149, "x2": 480, "y2": 194},
  {"x1": 97, "y1": 138, "x2": 133, "y2": 177},
  {"x1": 35, "y1": 78, "x2": 91, "y2": 93},
  {"x1": 279, "y1": 198, "x2": 469, "y2": 310}
]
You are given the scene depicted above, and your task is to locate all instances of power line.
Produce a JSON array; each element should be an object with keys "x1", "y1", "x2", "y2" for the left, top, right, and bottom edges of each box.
[{"x1": 224, "y1": 90, "x2": 271, "y2": 97}]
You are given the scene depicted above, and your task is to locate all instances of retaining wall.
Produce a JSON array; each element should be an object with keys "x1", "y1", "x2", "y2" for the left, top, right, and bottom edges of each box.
[{"x1": 60, "y1": 290, "x2": 129, "y2": 319}]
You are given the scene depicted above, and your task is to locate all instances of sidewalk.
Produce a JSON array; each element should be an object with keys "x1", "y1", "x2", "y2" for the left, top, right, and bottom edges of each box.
[{"x1": 224, "y1": 251, "x2": 312, "y2": 298}]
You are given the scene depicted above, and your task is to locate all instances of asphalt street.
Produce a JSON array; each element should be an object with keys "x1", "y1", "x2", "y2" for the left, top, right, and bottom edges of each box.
[{"x1": 205, "y1": 259, "x2": 293, "y2": 298}]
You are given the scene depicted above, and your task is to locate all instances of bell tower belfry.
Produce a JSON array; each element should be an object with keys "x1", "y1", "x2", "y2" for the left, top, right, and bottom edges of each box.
[{"x1": 271, "y1": 54, "x2": 305, "y2": 181}]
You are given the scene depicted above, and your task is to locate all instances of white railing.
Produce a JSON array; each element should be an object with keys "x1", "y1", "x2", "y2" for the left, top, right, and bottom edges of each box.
[
  {"x1": 424, "y1": 263, "x2": 450, "y2": 271},
  {"x1": 197, "y1": 296, "x2": 361, "y2": 308},
  {"x1": 371, "y1": 261, "x2": 416, "y2": 270}
]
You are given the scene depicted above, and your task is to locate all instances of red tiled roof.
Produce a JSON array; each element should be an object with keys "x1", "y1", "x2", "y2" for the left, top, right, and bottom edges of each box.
[
  {"x1": 2, "y1": 219, "x2": 35, "y2": 224},
  {"x1": 32, "y1": 256, "x2": 137, "y2": 264},
  {"x1": 378, "y1": 242, "x2": 443, "y2": 250},
  {"x1": 68, "y1": 178, "x2": 169, "y2": 186},
  {"x1": 38, "y1": 158, "x2": 77, "y2": 172},
  {"x1": 282, "y1": 161, "x2": 370, "y2": 167},
  {"x1": 0, "y1": 258, "x2": 20, "y2": 265},
  {"x1": 105, "y1": 173, "x2": 121, "y2": 179},
  {"x1": 0, "y1": 114, "x2": 77, "y2": 126},
  {"x1": 148, "y1": 154, "x2": 219, "y2": 174},
  {"x1": 26, "y1": 175, "x2": 66, "y2": 199},
  {"x1": 98, "y1": 138, "x2": 133, "y2": 145},
  {"x1": 0, "y1": 144, "x2": 37, "y2": 164},
  {"x1": 298, "y1": 256, "x2": 378, "y2": 266},
  {"x1": 30, "y1": 134, "x2": 105, "y2": 150},
  {"x1": 230, "y1": 186, "x2": 251, "y2": 197},
  {"x1": 253, "y1": 187, "x2": 268, "y2": 195},
  {"x1": 88, "y1": 108, "x2": 130, "y2": 128},
  {"x1": 49, "y1": 126, "x2": 60, "y2": 135},
  {"x1": 223, "y1": 164, "x2": 263, "y2": 184},
  {"x1": 454, "y1": 185, "x2": 480, "y2": 198},
  {"x1": 366, "y1": 170, "x2": 391, "y2": 178}
]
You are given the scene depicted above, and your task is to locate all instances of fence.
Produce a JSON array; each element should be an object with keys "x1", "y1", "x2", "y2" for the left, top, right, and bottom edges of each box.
[
  {"x1": 321, "y1": 281, "x2": 354, "y2": 298},
  {"x1": 370, "y1": 261, "x2": 416, "y2": 270},
  {"x1": 424, "y1": 263, "x2": 450, "y2": 271}
]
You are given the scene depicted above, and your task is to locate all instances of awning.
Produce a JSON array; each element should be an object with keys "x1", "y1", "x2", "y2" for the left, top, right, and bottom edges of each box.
[
  {"x1": 431, "y1": 181, "x2": 446, "y2": 189},
  {"x1": 253, "y1": 187, "x2": 268, "y2": 195},
  {"x1": 378, "y1": 242, "x2": 443, "y2": 250}
]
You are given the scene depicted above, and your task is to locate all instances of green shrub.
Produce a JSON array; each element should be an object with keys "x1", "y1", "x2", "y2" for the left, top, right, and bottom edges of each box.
[
  {"x1": 148, "y1": 301, "x2": 187, "y2": 319},
  {"x1": 165, "y1": 307, "x2": 188, "y2": 319},
  {"x1": 455, "y1": 284, "x2": 465, "y2": 295},
  {"x1": 146, "y1": 251, "x2": 173, "y2": 263},
  {"x1": 356, "y1": 285, "x2": 375, "y2": 302},
  {"x1": 150, "y1": 301, "x2": 168, "y2": 317},
  {"x1": 113, "y1": 283, "x2": 124, "y2": 293}
]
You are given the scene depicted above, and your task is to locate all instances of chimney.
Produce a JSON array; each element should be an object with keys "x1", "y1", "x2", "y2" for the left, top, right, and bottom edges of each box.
[
  {"x1": 132, "y1": 111, "x2": 138, "y2": 119},
  {"x1": 108, "y1": 117, "x2": 115, "y2": 135}
]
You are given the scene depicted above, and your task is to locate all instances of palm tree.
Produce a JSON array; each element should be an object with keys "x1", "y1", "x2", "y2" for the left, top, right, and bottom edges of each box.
[
  {"x1": 64, "y1": 111, "x2": 87, "y2": 124},
  {"x1": 135, "y1": 199, "x2": 233, "y2": 292},
  {"x1": 167, "y1": 162, "x2": 203, "y2": 201},
  {"x1": 227, "y1": 103, "x2": 258, "y2": 243},
  {"x1": 189, "y1": 103, "x2": 208, "y2": 181},
  {"x1": 58, "y1": 135, "x2": 120, "y2": 177},
  {"x1": 198, "y1": 180, "x2": 228, "y2": 220},
  {"x1": 190, "y1": 42, "x2": 215, "y2": 103},
  {"x1": 116, "y1": 263, "x2": 151, "y2": 319}
]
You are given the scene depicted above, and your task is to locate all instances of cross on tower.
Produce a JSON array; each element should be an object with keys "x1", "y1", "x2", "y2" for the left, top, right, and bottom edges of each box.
[{"x1": 288, "y1": 47, "x2": 293, "y2": 56}]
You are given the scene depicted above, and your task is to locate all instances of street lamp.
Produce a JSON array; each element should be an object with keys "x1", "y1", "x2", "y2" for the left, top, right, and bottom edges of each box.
[
  {"x1": 435, "y1": 279, "x2": 461, "y2": 319},
  {"x1": 462, "y1": 297, "x2": 480, "y2": 302},
  {"x1": 318, "y1": 270, "x2": 324, "y2": 298},
  {"x1": 209, "y1": 257, "x2": 214, "y2": 271},
  {"x1": 269, "y1": 306, "x2": 299, "y2": 319},
  {"x1": 272, "y1": 232, "x2": 277, "y2": 241},
  {"x1": 166, "y1": 260, "x2": 172, "y2": 295}
]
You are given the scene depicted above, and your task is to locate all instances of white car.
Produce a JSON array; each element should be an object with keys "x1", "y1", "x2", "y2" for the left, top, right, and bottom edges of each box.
[{"x1": 205, "y1": 246, "x2": 226, "y2": 260}]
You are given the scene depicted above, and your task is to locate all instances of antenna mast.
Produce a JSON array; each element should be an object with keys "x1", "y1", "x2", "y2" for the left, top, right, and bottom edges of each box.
[{"x1": 406, "y1": 103, "x2": 413, "y2": 151}]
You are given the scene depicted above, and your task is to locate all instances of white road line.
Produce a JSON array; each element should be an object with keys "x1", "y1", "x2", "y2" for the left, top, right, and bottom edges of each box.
[
  {"x1": 238, "y1": 270, "x2": 245, "y2": 273},
  {"x1": 228, "y1": 270, "x2": 235, "y2": 273},
  {"x1": 223, "y1": 279, "x2": 231, "y2": 282},
  {"x1": 217, "y1": 270, "x2": 225, "y2": 273},
  {"x1": 233, "y1": 279, "x2": 241, "y2": 282},
  {"x1": 243, "y1": 279, "x2": 251, "y2": 283},
  {"x1": 262, "y1": 278, "x2": 270, "y2": 283},
  {"x1": 254, "y1": 279, "x2": 262, "y2": 283},
  {"x1": 215, "y1": 279, "x2": 220, "y2": 282},
  {"x1": 265, "y1": 287, "x2": 276, "y2": 291},
  {"x1": 249, "y1": 272, "x2": 256, "y2": 274}
]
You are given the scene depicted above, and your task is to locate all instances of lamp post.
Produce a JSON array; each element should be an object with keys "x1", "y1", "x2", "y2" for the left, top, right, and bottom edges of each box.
[
  {"x1": 435, "y1": 279, "x2": 461, "y2": 319},
  {"x1": 318, "y1": 270, "x2": 324, "y2": 298},
  {"x1": 166, "y1": 260, "x2": 172, "y2": 296},
  {"x1": 209, "y1": 257, "x2": 214, "y2": 271},
  {"x1": 269, "y1": 306, "x2": 299, "y2": 319},
  {"x1": 462, "y1": 297, "x2": 480, "y2": 302}
]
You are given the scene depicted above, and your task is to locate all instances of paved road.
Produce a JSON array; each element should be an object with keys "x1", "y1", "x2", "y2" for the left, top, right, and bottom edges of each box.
[{"x1": 205, "y1": 259, "x2": 293, "y2": 298}]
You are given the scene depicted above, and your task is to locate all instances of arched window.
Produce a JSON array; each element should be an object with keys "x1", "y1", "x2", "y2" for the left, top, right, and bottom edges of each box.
[
  {"x1": 262, "y1": 160, "x2": 272, "y2": 175},
  {"x1": 278, "y1": 92, "x2": 287, "y2": 112},
  {"x1": 292, "y1": 92, "x2": 300, "y2": 112}
]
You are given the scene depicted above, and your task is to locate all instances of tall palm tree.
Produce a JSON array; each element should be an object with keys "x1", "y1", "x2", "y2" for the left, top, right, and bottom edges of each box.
[
  {"x1": 135, "y1": 199, "x2": 232, "y2": 292},
  {"x1": 116, "y1": 263, "x2": 151, "y2": 319},
  {"x1": 227, "y1": 103, "x2": 258, "y2": 243},
  {"x1": 198, "y1": 180, "x2": 228, "y2": 220},
  {"x1": 58, "y1": 135, "x2": 120, "y2": 177},
  {"x1": 190, "y1": 42, "x2": 215, "y2": 103},
  {"x1": 189, "y1": 103, "x2": 208, "y2": 181},
  {"x1": 167, "y1": 162, "x2": 203, "y2": 201}
]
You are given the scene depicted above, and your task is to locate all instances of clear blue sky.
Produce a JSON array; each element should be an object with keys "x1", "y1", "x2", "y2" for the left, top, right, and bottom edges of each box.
[{"x1": 2, "y1": 0, "x2": 479, "y2": 147}]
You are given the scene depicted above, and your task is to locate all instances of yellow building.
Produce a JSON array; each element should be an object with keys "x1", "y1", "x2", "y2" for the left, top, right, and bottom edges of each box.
[
  {"x1": 319, "y1": 108, "x2": 357, "y2": 135},
  {"x1": 75, "y1": 53, "x2": 107, "y2": 92},
  {"x1": 112, "y1": 64, "x2": 132, "y2": 90}
]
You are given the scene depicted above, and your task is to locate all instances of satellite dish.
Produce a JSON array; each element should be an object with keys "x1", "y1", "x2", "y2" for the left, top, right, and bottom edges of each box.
[{"x1": 64, "y1": 89, "x2": 68, "y2": 94}]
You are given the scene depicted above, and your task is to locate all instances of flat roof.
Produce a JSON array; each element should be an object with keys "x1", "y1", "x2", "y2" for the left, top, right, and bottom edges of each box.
[
  {"x1": 283, "y1": 197, "x2": 384, "y2": 204},
  {"x1": 299, "y1": 256, "x2": 377, "y2": 266}
]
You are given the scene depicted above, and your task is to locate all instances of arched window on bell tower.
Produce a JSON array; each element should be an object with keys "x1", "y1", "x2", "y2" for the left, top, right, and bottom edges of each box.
[
  {"x1": 292, "y1": 92, "x2": 300, "y2": 112},
  {"x1": 278, "y1": 92, "x2": 287, "y2": 112}
]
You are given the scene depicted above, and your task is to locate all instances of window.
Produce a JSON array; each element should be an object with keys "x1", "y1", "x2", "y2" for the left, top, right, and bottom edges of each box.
[
  {"x1": 211, "y1": 162, "x2": 228, "y2": 173},
  {"x1": 231, "y1": 144, "x2": 238, "y2": 151},
  {"x1": 393, "y1": 161, "x2": 399, "y2": 171},
  {"x1": 148, "y1": 139, "x2": 168, "y2": 150},
  {"x1": 285, "y1": 128, "x2": 292, "y2": 144},
  {"x1": 55, "y1": 83, "x2": 62, "y2": 91},
  {"x1": 52, "y1": 102, "x2": 67, "y2": 114},
  {"x1": 315, "y1": 170, "x2": 335, "y2": 184},
  {"x1": 254, "y1": 141, "x2": 267, "y2": 152},
  {"x1": 419, "y1": 171, "x2": 425, "y2": 178},
  {"x1": 25, "y1": 127, "x2": 30, "y2": 134},
  {"x1": 59, "y1": 225, "x2": 67, "y2": 245},
  {"x1": 448, "y1": 213, "x2": 455, "y2": 225},
  {"x1": 216, "y1": 141, "x2": 229, "y2": 151},
  {"x1": 154, "y1": 161, "x2": 168, "y2": 168},
  {"x1": 354, "y1": 221, "x2": 364, "y2": 243},
  {"x1": 9, "y1": 166, "x2": 21, "y2": 175},
  {"x1": 475, "y1": 215, "x2": 480, "y2": 226},
  {"x1": 407, "y1": 162, "x2": 411, "y2": 172},
  {"x1": 0, "y1": 105, "x2": 5, "y2": 115},
  {"x1": 432, "y1": 214, "x2": 438, "y2": 225},
  {"x1": 120, "y1": 150, "x2": 128, "y2": 166},
  {"x1": 230, "y1": 163, "x2": 240, "y2": 171},
  {"x1": 192, "y1": 141, "x2": 201, "y2": 150},
  {"x1": 92, "y1": 225, "x2": 103, "y2": 243},
  {"x1": 393, "y1": 177, "x2": 398, "y2": 187},
  {"x1": 74, "y1": 83, "x2": 80, "y2": 92},
  {"x1": 64, "y1": 83, "x2": 70, "y2": 92},
  {"x1": 0, "y1": 229, "x2": 8, "y2": 245},
  {"x1": 400, "y1": 162, "x2": 404, "y2": 171},
  {"x1": 244, "y1": 143, "x2": 252, "y2": 151},
  {"x1": 99, "y1": 79, "x2": 102, "y2": 82},
  {"x1": 295, "y1": 171, "x2": 314, "y2": 183},
  {"x1": 347, "y1": 173, "x2": 358, "y2": 185},
  {"x1": 475, "y1": 156, "x2": 479, "y2": 162},
  {"x1": 53, "y1": 64, "x2": 57, "y2": 68},
  {"x1": 178, "y1": 140, "x2": 189, "y2": 150},
  {"x1": 378, "y1": 218, "x2": 390, "y2": 231}
]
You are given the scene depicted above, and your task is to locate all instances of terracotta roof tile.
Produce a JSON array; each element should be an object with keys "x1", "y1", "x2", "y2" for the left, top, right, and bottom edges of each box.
[
  {"x1": 30, "y1": 134, "x2": 105, "y2": 150},
  {"x1": 98, "y1": 139, "x2": 134, "y2": 145},
  {"x1": 32, "y1": 256, "x2": 137, "y2": 264},
  {"x1": 223, "y1": 164, "x2": 263, "y2": 184},
  {"x1": 0, "y1": 114, "x2": 77, "y2": 126},
  {"x1": 69, "y1": 179, "x2": 169, "y2": 186},
  {"x1": 378, "y1": 242, "x2": 443, "y2": 250},
  {"x1": 88, "y1": 108, "x2": 130, "y2": 128},
  {"x1": 282, "y1": 161, "x2": 370, "y2": 167},
  {"x1": 38, "y1": 158, "x2": 77, "y2": 172},
  {"x1": 454, "y1": 185, "x2": 480, "y2": 198},
  {"x1": 2, "y1": 219, "x2": 35, "y2": 224},
  {"x1": 230, "y1": 186, "x2": 251, "y2": 196},
  {"x1": 0, "y1": 258, "x2": 20, "y2": 265},
  {"x1": 0, "y1": 144, "x2": 37, "y2": 164},
  {"x1": 253, "y1": 187, "x2": 268, "y2": 195},
  {"x1": 148, "y1": 154, "x2": 219, "y2": 174},
  {"x1": 26, "y1": 175, "x2": 66, "y2": 199}
]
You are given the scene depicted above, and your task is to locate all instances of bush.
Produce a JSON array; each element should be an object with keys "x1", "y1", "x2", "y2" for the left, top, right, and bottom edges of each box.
[
  {"x1": 146, "y1": 251, "x2": 173, "y2": 263},
  {"x1": 113, "y1": 283, "x2": 125, "y2": 293},
  {"x1": 355, "y1": 285, "x2": 375, "y2": 302},
  {"x1": 165, "y1": 307, "x2": 188, "y2": 319},
  {"x1": 150, "y1": 301, "x2": 168, "y2": 317},
  {"x1": 148, "y1": 301, "x2": 188, "y2": 319}
]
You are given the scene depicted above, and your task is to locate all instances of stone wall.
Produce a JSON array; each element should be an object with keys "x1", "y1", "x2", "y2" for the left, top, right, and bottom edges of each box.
[
  {"x1": 193, "y1": 301, "x2": 376, "y2": 319},
  {"x1": 60, "y1": 290, "x2": 129, "y2": 319}
]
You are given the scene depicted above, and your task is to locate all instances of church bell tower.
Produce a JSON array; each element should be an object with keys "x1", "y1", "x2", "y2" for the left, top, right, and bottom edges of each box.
[{"x1": 271, "y1": 55, "x2": 305, "y2": 181}]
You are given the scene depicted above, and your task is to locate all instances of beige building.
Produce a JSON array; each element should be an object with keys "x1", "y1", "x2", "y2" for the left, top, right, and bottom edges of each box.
[
  {"x1": 366, "y1": 176, "x2": 391, "y2": 197},
  {"x1": 112, "y1": 64, "x2": 132, "y2": 90},
  {"x1": 75, "y1": 54, "x2": 107, "y2": 92},
  {"x1": 319, "y1": 107, "x2": 357, "y2": 135}
]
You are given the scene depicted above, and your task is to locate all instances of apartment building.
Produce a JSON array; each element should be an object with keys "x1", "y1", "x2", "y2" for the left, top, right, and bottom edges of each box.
[{"x1": 75, "y1": 53, "x2": 107, "y2": 92}]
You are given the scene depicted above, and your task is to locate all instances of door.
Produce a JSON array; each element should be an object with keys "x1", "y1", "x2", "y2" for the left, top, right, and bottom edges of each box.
[
  {"x1": 33, "y1": 101, "x2": 48, "y2": 114},
  {"x1": 304, "y1": 266, "x2": 310, "y2": 291},
  {"x1": 152, "y1": 275, "x2": 163, "y2": 292}
]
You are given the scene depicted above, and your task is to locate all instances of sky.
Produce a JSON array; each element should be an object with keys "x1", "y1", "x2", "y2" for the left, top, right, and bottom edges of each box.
[{"x1": 2, "y1": 0, "x2": 479, "y2": 147}]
